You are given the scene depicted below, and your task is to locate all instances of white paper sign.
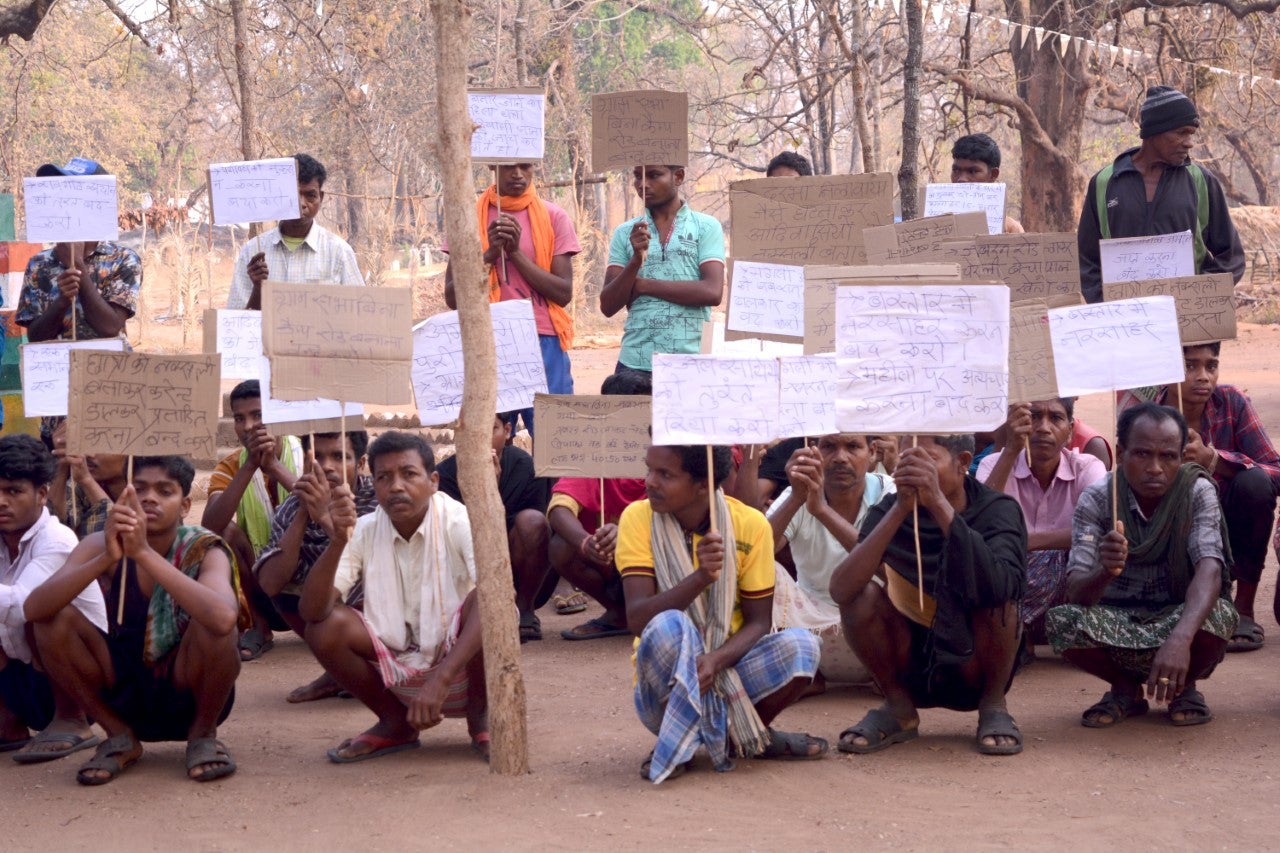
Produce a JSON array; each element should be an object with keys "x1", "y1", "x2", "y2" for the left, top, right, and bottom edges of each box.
[
  {"x1": 468, "y1": 91, "x2": 546, "y2": 163},
  {"x1": 213, "y1": 309, "x2": 263, "y2": 380},
  {"x1": 835, "y1": 284, "x2": 1010, "y2": 433},
  {"x1": 1099, "y1": 231, "x2": 1195, "y2": 284},
  {"x1": 700, "y1": 321, "x2": 804, "y2": 356},
  {"x1": 923, "y1": 182, "x2": 1006, "y2": 235},
  {"x1": 778, "y1": 355, "x2": 839, "y2": 437},
  {"x1": 1047, "y1": 295, "x2": 1185, "y2": 397},
  {"x1": 727, "y1": 261, "x2": 805, "y2": 339},
  {"x1": 21, "y1": 339, "x2": 126, "y2": 417},
  {"x1": 261, "y1": 357, "x2": 364, "y2": 425},
  {"x1": 411, "y1": 300, "x2": 547, "y2": 426},
  {"x1": 652, "y1": 354, "x2": 780, "y2": 444},
  {"x1": 23, "y1": 176, "x2": 119, "y2": 243},
  {"x1": 208, "y1": 158, "x2": 301, "y2": 226}
]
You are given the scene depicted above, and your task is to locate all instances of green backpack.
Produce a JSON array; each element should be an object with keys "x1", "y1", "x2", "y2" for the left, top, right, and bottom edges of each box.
[{"x1": 1095, "y1": 162, "x2": 1209, "y2": 272}]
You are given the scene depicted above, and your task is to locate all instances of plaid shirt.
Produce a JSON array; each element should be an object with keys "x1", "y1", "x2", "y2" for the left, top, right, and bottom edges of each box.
[
  {"x1": 253, "y1": 475, "x2": 377, "y2": 596},
  {"x1": 15, "y1": 242, "x2": 140, "y2": 341},
  {"x1": 227, "y1": 223, "x2": 364, "y2": 309},
  {"x1": 1155, "y1": 384, "x2": 1280, "y2": 492},
  {"x1": 1067, "y1": 474, "x2": 1223, "y2": 609}
]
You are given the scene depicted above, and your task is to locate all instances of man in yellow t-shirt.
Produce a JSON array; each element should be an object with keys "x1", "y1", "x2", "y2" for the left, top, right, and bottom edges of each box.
[{"x1": 617, "y1": 443, "x2": 824, "y2": 784}]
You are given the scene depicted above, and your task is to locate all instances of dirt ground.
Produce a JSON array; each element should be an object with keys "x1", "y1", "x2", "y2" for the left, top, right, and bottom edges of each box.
[{"x1": 7, "y1": 331, "x2": 1280, "y2": 851}]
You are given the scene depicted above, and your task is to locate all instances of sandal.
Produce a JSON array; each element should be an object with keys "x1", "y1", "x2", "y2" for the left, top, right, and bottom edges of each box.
[
  {"x1": 327, "y1": 732, "x2": 421, "y2": 764},
  {"x1": 0, "y1": 736, "x2": 31, "y2": 753},
  {"x1": 1081, "y1": 690, "x2": 1149, "y2": 728},
  {"x1": 1227, "y1": 615, "x2": 1265, "y2": 653},
  {"x1": 639, "y1": 750, "x2": 690, "y2": 782},
  {"x1": 1168, "y1": 689, "x2": 1213, "y2": 727},
  {"x1": 554, "y1": 590, "x2": 588, "y2": 616},
  {"x1": 975, "y1": 708, "x2": 1023, "y2": 756},
  {"x1": 519, "y1": 612, "x2": 542, "y2": 644},
  {"x1": 758, "y1": 728, "x2": 828, "y2": 760},
  {"x1": 837, "y1": 708, "x2": 919, "y2": 754},
  {"x1": 471, "y1": 732, "x2": 491, "y2": 763},
  {"x1": 12, "y1": 729, "x2": 100, "y2": 764},
  {"x1": 239, "y1": 626, "x2": 274, "y2": 662},
  {"x1": 186, "y1": 737, "x2": 237, "y2": 782},
  {"x1": 560, "y1": 617, "x2": 629, "y2": 641},
  {"x1": 76, "y1": 733, "x2": 142, "y2": 786}
]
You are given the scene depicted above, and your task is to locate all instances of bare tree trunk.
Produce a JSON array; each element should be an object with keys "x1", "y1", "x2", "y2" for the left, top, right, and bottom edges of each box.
[
  {"x1": 898, "y1": 0, "x2": 923, "y2": 219},
  {"x1": 229, "y1": 0, "x2": 259, "y2": 238},
  {"x1": 428, "y1": 0, "x2": 530, "y2": 777}
]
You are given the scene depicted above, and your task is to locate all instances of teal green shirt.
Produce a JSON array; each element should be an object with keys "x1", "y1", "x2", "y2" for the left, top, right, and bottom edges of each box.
[{"x1": 608, "y1": 204, "x2": 726, "y2": 371}]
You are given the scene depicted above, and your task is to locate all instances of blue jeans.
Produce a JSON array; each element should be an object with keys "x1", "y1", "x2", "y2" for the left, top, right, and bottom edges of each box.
[{"x1": 507, "y1": 334, "x2": 573, "y2": 437}]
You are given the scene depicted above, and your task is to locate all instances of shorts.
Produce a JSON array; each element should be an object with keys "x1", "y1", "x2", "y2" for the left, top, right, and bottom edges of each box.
[
  {"x1": 0, "y1": 660, "x2": 55, "y2": 731},
  {"x1": 102, "y1": 635, "x2": 235, "y2": 742}
]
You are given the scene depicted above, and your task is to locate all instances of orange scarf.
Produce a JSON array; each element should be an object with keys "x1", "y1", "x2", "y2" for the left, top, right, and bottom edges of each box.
[{"x1": 476, "y1": 184, "x2": 574, "y2": 350}]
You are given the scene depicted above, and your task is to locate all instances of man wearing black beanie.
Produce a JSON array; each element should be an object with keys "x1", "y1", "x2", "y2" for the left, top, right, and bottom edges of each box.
[{"x1": 1076, "y1": 85, "x2": 1243, "y2": 304}]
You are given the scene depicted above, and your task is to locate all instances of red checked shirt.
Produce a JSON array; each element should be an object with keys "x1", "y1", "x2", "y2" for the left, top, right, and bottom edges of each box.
[{"x1": 1156, "y1": 384, "x2": 1280, "y2": 491}]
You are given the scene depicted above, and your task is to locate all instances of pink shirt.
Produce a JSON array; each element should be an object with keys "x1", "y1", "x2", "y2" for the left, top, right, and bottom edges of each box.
[
  {"x1": 444, "y1": 200, "x2": 581, "y2": 337},
  {"x1": 976, "y1": 448, "x2": 1106, "y2": 533}
]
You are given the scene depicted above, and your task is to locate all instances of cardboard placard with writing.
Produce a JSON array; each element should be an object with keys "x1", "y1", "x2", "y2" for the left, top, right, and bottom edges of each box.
[
  {"x1": 803, "y1": 263, "x2": 962, "y2": 354},
  {"x1": 1102, "y1": 273, "x2": 1236, "y2": 344},
  {"x1": 1007, "y1": 300, "x2": 1059, "y2": 403},
  {"x1": 1047, "y1": 296, "x2": 1185, "y2": 397},
  {"x1": 66, "y1": 351, "x2": 220, "y2": 457},
  {"x1": 729, "y1": 173, "x2": 895, "y2": 267},
  {"x1": 468, "y1": 88, "x2": 546, "y2": 164},
  {"x1": 652, "y1": 354, "x2": 780, "y2": 445},
  {"x1": 23, "y1": 176, "x2": 119, "y2": 243},
  {"x1": 590, "y1": 90, "x2": 688, "y2": 171},
  {"x1": 208, "y1": 158, "x2": 301, "y2": 226},
  {"x1": 700, "y1": 321, "x2": 804, "y2": 356},
  {"x1": 257, "y1": 357, "x2": 364, "y2": 434},
  {"x1": 21, "y1": 339, "x2": 127, "y2": 417},
  {"x1": 917, "y1": 233, "x2": 1079, "y2": 301},
  {"x1": 202, "y1": 308, "x2": 263, "y2": 381},
  {"x1": 724, "y1": 260, "x2": 805, "y2": 343},
  {"x1": 532, "y1": 394, "x2": 651, "y2": 478},
  {"x1": 862, "y1": 212, "x2": 988, "y2": 264},
  {"x1": 262, "y1": 281, "x2": 413, "y2": 405}
]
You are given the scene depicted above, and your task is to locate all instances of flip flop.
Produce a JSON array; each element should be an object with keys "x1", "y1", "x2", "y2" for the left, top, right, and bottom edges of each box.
[
  {"x1": 1169, "y1": 689, "x2": 1213, "y2": 727},
  {"x1": 12, "y1": 730, "x2": 100, "y2": 764},
  {"x1": 554, "y1": 591, "x2": 588, "y2": 616},
  {"x1": 1227, "y1": 615, "x2": 1264, "y2": 653},
  {"x1": 1081, "y1": 690, "x2": 1149, "y2": 728},
  {"x1": 560, "y1": 617, "x2": 630, "y2": 641},
  {"x1": 186, "y1": 737, "x2": 237, "y2": 782},
  {"x1": 0, "y1": 736, "x2": 31, "y2": 753},
  {"x1": 975, "y1": 708, "x2": 1023, "y2": 756},
  {"x1": 837, "y1": 708, "x2": 920, "y2": 754},
  {"x1": 76, "y1": 733, "x2": 142, "y2": 786},
  {"x1": 519, "y1": 612, "x2": 542, "y2": 644},
  {"x1": 758, "y1": 728, "x2": 829, "y2": 760},
  {"x1": 239, "y1": 626, "x2": 274, "y2": 662},
  {"x1": 327, "y1": 732, "x2": 421, "y2": 764}
]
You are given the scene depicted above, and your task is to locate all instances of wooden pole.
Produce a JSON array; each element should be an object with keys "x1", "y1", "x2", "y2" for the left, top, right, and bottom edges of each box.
[
  {"x1": 599, "y1": 477, "x2": 605, "y2": 530},
  {"x1": 430, "y1": 0, "x2": 529, "y2": 776},
  {"x1": 116, "y1": 455, "x2": 134, "y2": 627},
  {"x1": 1111, "y1": 395, "x2": 1119, "y2": 530},
  {"x1": 639, "y1": 169, "x2": 648, "y2": 266},
  {"x1": 340, "y1": 408, "x2": 349, "y2": 487},
  {"x1": 68, "y1": 242, "x2": 81, "y2": 340},
  {"x1": 495, "y1": 187, "x2": 508, "y2": 286},
  {"x1": 912, "y1": 435, "x2": 923, "y2": 612},
  {"x1": 706, "y1": 444, "x2": 717, "y2": 535}
]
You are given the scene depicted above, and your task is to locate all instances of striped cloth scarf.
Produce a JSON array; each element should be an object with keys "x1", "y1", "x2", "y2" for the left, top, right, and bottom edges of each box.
[{"x1": 650, "y1": 491, "x2": 770, "y2": 761}]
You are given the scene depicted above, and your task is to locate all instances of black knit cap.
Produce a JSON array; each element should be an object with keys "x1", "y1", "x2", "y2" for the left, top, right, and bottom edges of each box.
[{"x1": 1139, "y1": 86, "x2": 1200, "y2": 139}]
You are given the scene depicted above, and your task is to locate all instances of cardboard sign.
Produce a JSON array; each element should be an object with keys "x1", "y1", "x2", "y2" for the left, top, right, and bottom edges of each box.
[
  {"x1": 1099, "y1": 231, "x2": 1195, "y2": 283},
  {"x1": 65, "y1": 351, "x2": 220, "y2": 457},
  {"x1": 257, "y1": 357, "x2": 364, "y2": 433},
  {"x1": 778, "y1": 355, "x2": 839, "y2": 437},
  {"x1": 729, "y1": 174, "x2": 894, "y2": 267},
  {"x1": 23, "y1": 176, "x2": 119, "y2": 243},
  {"x1": 652, "y1": 354, "x2": 780, "y2": 444},
  {"x1": 923, "y1": 182, "x2": 1006, "y2": 234},
  {"x1": 803, "y1": 263, "x2": 962, "y2": 354},
  {"x1": 1047, "y1": 296, "x2": 1185, "y2": 397},
  {"x1": 412, "y1": 299, "x2": 547, "y2": 426},
  {"x1": 590, "y1": 90, "x2": 688, "y2": 171},
  {"x1": 724, "y1": 260, "x2": 804, "y2": 342},
  {"x1": 208, "y1": 158, "x2": 300, "y2": 226},
  {"x1": 835, "y1": 283, "x2": 1010, "y2": 433},
  {"x1": 261, "y1": 281, "x2": 413, "y2": 405},
  {"x1": 468, "y1": 88, "x2": 546, "y2": 164},
  {"x1": 1102, "y1": 273, "x2": 1236, "y2": 345},
  {"x1": 916, "y1": 233, "x2": 1079, "y2": 300},
  {"x1": 1007, "y1": 300, "x2": 1059, "y2": 403},
  {"x1": 202, "y1": 309, "x2": 263, "y2": 381},
  {"x1": 20, "y1": 339, "x2": 126, "y2": 417},
  {"x1": 700, "y1": 321, "x2": 804, "y2": 356},
  {"x1": 532, "y1": 394, "x2": 651, "y2": 478},
  {"x1": 862, "y1": 212, "x2": 988, "y2": 264}
]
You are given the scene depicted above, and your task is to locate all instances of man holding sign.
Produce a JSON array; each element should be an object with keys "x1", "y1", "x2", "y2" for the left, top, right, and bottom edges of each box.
[{"x1": 227, "y1": 154, "x2": 364, "y2": 310}]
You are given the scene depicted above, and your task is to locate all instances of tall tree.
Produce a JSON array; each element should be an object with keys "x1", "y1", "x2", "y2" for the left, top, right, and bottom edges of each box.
[{"x1": 898, "y1": 0, "x2": 923, "y2": 218}]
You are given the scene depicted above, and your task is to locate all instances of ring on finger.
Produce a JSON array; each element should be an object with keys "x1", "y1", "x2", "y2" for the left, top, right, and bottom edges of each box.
[{"x1": 1158, "y1": 676, "x2": 1171, "y2": 685}]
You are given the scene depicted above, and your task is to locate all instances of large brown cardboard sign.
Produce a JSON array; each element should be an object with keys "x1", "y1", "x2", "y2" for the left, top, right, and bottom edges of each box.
[
  {"x1": 533, "y1": 394, "x2": 651, "y2": 478},
  {"x1": 591, "y1": 91, "x2": 688, "y2": 171},
  {"x1": 1103, "y1": 273, "x2": 1236, "y2": 345}
]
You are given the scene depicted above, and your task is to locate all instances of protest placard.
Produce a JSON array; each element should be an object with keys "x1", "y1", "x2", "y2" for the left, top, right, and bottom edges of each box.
[
  {"x1": 207, "y1": 158, "x2": 300, "y2": 226},
  {"x1": 917, "y1": 233, "x2": 1079, "y2": 300},
  {"x1": 262, "y1": 281, "x2": 413, "y2": 405},
  {"x1": 590, "y1": 90, "x2": 688, "y2": 171},
  {"x1": 724, "y1": 260, "x2": 804, "y2": 343},
  {"x1": 778, "y1": 355, "x2": 839, "y2": 437},
  {"x1": 729, "y1": 174, "x2": 895, "y2": 266},
  {"x1": 1099, "y1": 231, "x2": 1195, "y2": 283},
  {"x1": 21, "y1": 339, "x2": 126, "y2": 417},
  {"x1": 700, "y1": 321, "x2": 804, "y2": 356},
  {"x1": 1102, "y1": 273, "x2": 1235, "y2": 344},
  {"x1": 412, "y1": 299, "x2": 547, "y2": 426},
  {"x1": 65, "y1": 351, "x2": 220, "y2": 457},
  {"x1": 1007, "y1": 300, "x2": 1059, "y2": 403},
  {"x1": 1047, "y1": 296, "x2": 1185, "y2": 397},
  {"x1": 923, "y1": 182, "x2": 1006, "y2": 234},
  {"x1": 202, "y1": 309, "x2": 263, "y2": 381},
  {"x1": 862, "y1": 212, "x2": 988, "y2": 264},
  {"x1": 23, "y1": 176, "x2": 119, "y2": 243},
  {"x1": 469, "y1": 88, "x2": 545, "y2": 164},
  {"x1": 257, "y1": 357, "x2": 364, "y2": 434},
  {"x1": 532, "y1": 394, "x2": 651, "y2": 478},
  {"x1": 652, "y1": 354, "x2": 780, "y2": 445},
  {"x1": 803, "y1": 263, "x2": 962, "y2": 354},
  {"x1": 835, "y1": 283, "x2": 1010, "y2": 433}
]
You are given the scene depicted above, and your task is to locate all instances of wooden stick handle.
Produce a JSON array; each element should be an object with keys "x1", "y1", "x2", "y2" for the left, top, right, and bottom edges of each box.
[
  {"x1": 706, "y1": 445, "x2": 717, "y2": 536},
  {"x1": 599, "y1": 477, "x2": 606, "y2": 530},
  {"x1": 68, "y1": 242, "x2": 81, "y2": 341},
  {"x1": 117, "y1": 455, "x2": 134, "y2": 627},
  {"x1": 912, "y1": 435, "x2": 924, "y2": 612},
  {"x1": 340, "y1": 407, "x2": 349, "y2": 487}
]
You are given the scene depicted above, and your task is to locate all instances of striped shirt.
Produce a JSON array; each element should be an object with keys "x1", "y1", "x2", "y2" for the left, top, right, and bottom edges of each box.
[{"x1": 227, "y1": 222, "x2": 364, "y2": 309}]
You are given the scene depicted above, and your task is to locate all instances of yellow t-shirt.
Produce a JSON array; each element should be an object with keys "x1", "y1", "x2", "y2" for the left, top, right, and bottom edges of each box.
[{"x1": 615, "y1": 496, "x2": 775, "y2": 639}]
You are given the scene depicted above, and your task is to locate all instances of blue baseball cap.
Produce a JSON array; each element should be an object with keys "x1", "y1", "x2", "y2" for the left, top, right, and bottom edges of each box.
[{"x1": 35, "y1": 157, "x2": 108, "y2": 177}]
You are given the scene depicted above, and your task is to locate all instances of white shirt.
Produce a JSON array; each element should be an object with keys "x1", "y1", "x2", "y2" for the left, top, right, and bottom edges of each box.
[
  {"x1": 227, "y1": 222, "x2": 365, "y2": 309},
  {"x1": 0, "y1": 508, "x2": 107, "y2": 662}
]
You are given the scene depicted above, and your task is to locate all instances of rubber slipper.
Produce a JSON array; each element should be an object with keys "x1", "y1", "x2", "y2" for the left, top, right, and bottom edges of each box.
[
  {"x1": 554, "y1": 591, "x2": 588, "y2": 616},
  {"x1": 327, "y1": 732, "x2": 421, "y2": 764},
  {"x1": 560, "y1": 617, "x2": 630, "y2": 641},
  {"x1": 837, "y1": 708, "x2": 919, "y2": 754},
  {"x1": 976, "y1": 708, "x2": 1023, "y2": 756},
  {"x1": 1081, "y1": 690, "x2": 1149, "y2": 729},
  {"x1": 12, "y1": 730, "x2": 100, "y2": 764},
  {"x1": 471, "y1": 732, "x2": 491, "y2": 763},
  {"x1": 186, "y1": 737, "x2": 237, "y2": 782},
  {"x1": 758, "y1": 728, "x2": 829, "y2": 760},
  {"x1": 1169, "y1": 689, "x2": 1213, "y2": 727},
  {"x1": 1227, "y1": 615, "x2": 1264, "y2": 653},
  {"x1": 519, "y1": 612, "x2": 542, "y2": 644},
  {"x1": 239, "y1": 627, "x2": 274, "y2": 661},
  {"x1": 76, "y1": 733, "x2": 142, "y2": 786},
  {"x1": 0, "y1": 736, "x2": 31, "y2": 753}
]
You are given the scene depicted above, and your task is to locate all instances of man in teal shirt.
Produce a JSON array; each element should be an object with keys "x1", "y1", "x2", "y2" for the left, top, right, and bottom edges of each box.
[{"x1": 600, "y1": 165, "x2": 725, "y2": 371}]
